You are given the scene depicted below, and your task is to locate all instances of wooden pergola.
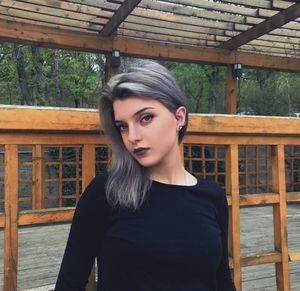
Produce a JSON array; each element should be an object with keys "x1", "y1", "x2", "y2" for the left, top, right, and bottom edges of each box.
[{"x1": 0, "y1": 1, "x2": 300, "y2": 291}]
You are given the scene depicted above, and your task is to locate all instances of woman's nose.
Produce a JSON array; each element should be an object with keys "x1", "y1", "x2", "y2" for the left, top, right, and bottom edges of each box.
[{"x1": 128, "y1": 126, "x2": 142, "y2": 143}]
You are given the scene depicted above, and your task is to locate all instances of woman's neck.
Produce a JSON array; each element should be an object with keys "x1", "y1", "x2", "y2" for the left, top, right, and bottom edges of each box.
[{"x1": 150, "y1": 160, "x2": 197, "y2": 186}]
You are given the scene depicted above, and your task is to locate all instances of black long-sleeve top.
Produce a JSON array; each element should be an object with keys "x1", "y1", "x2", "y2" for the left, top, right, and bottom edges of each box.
[{"x1": 55, "y1": 173, "x2": 236, "y2": 291}]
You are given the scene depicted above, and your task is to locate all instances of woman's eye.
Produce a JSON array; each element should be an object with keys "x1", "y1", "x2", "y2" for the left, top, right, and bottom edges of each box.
[{"x1": 141, "y1": 114, "x2": 153, "y2": 123}]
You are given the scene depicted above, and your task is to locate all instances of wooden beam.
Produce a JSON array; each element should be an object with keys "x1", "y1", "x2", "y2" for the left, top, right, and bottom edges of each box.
[
  {"x1": 130, "y1": 8, "x2": 226, "y2": 35},
  {"x1": 0, "y1": 0, "x2": 108, "y2": 26},
  {"x1": 1, "y1": 106, "x2": 300, "y2": 136},
  {"x1": 20, "y1": 0, "x2": 113, "y2": 18},
  {"x1": 247, "y1": 15, "x2": 300, "y2": 31},
  {"x1": 0, "y1": 106, "x2": 100, "y2": 132},
  {"x1": 132, "y1": 7, "x2": 233, "y2": 31},
  {"x1": 18, "y1": 208, "x2": 74, "y2": 225},
  {"x1": 63, "y1": 0, "x2": 118, "y2": 11},
  {"x1": 0, "y1": 19, "x2": 112, "y2": 52},
  {"x1": 0, "y1": 14, "x2": 100, "y2": 34},
  {"x1": 2, "y1": 132, "x2": 300, "y2": 147},
  {"x1": 221, "y1": 0, "x2": 270, "y2": 9},
  {"x1": 0, "y1": 214, "x2": 4, "y2": 228},
  {"x1": 0, "y1": 2, "x2": 104, "y2": 31},
  {"x1": 0, "y1": 133, "x2": 107, "y2": 146},
  {"x1": 100, "y1": 0, "x2": 142, "y2": 36},
  {"x1": 286, "y1": 192, "x2": 300, "y2": 203},
  {"x1": 234, "y1": 23, "x2": 300, "y2": 39},
  {"x1": 4, "y1": 145, "x2": 19, "y2": 291},
  {"x1": 241, "y1": 251, "x2": 282, "y2": 267},
  {"x1": 226, "y1": 144, "x2": 241, "y2": 290},
  {"x1": 120, "y1": 21, "x2": 217, "y2": 43},
  {"x1": 172, "y1": 0, "x2": 257, "y2": 16},
  {"x1": 220, "y1": 0, "x2": 300, "y2": 50},
  {"x1": 120, "y1": 29, "x2": 218, "y2": 48},
  {"x1": 1, "y1": 20, "x2": 300, "y2": 71},
  {"x1": 239, "y1": 194, "x2": 279, "y2": 206},
  {"x1": 82, "y1": 144, "x2": 96, "y2": 291},
  {"x1": 241, "y1": 44, "x2": 300, "y2": 57},
  {"x1": 113, "y1": 36, "x2": 300, "y2": 72},
  {"x1": 187, "y1": 114, "x2": 300, "y2": 136},
  {"x1": 137, "y1": 1, "x2": 245, "y2": 24},
  {"x1": 220, "y1": 1, "x2": 300, "y2": 50},
  {"x1": 32, "y1": 145, "x2": 44, "y2": 209},
  {"x1": 272, "y1": 145, "x2": 290, "y2": 290},
  {"x1": 272, "y1": 0, "x2": 294, "y2": 10}
]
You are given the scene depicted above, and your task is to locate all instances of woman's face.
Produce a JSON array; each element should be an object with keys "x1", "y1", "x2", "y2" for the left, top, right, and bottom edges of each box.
[{"x1": 113, "y1": 97, "x2": 186, "y2": 169}]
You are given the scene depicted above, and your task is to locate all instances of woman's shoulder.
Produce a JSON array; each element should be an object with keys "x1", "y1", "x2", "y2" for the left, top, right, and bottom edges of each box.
[
  {"x1": 194, "y1": 176, "x2": 227, "y2": 204},
  {"x1": 194, "y1": 176, "x2": 229, "y2": 224},
  {"x1": 79, "y1": 172, "x2": 109, "y2": 205},
  {"x1": 85, "y1": 172, "x2": 108, "y2": 190}
]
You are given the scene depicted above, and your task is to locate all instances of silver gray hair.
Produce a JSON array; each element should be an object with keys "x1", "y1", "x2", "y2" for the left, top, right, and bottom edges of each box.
[{"x1": 99, "y1": 60, "x2": 188, "y2": 210}]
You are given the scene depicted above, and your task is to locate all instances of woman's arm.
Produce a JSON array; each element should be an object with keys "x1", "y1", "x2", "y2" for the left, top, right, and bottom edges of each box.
[{"x1": 55, "y1": 175, "x2": 109, "y2": 291}]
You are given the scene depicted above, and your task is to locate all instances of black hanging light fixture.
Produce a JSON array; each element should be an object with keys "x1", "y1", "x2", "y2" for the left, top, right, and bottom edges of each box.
[
  {"x1": 232, "y1": 63, "x2": 243, "y2": 80},
  {"x1": 111, "y1": 50, "x2": 120, "y2": 67}
]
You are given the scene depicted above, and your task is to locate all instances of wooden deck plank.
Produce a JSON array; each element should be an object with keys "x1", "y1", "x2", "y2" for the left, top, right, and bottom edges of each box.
[{"x1": 0, "y1": 204, "x2": 299, "y2": 290}]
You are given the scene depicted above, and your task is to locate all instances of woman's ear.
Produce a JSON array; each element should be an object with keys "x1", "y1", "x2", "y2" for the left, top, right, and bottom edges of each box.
[{"x1": 175, "y1": 106, "x2": 187, "y2": 130}]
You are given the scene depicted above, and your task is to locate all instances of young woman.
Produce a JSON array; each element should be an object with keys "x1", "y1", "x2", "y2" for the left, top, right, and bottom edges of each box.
[{"x1": 55, "y1": 61, "x2": 236, "y2": 291}]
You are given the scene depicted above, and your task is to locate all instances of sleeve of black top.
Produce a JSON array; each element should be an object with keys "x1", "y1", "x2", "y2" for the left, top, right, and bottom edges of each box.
[
  {"x1": 215, "y1": 186, "x2": 237, "y2": 291},
  {"x1": 55, "y1": 174, "x2": 109, "y2": 291}
]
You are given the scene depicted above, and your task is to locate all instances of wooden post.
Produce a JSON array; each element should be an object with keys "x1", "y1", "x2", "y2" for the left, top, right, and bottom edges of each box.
[
  {"x1": 105, "y1": 53, "x2": 119, "y2": 83},
  {"x1": 225, "y1": 144, "x2": 241, "y2": 291},
  {"x1": 82, "y1": 144, "x2": 96, "y2": 291},
  {"x1": 226, "y1": 64, "x2": 237, "y2": 114},
  {"x1": 32, "y1": 145, "x2": 43, "y2": 209},
  {"x1": 3, "y1": 145, "x2": 19, "y2": 291},
  {"x1": 272, "y1": 145, "x2": 290, "y2": 290}
]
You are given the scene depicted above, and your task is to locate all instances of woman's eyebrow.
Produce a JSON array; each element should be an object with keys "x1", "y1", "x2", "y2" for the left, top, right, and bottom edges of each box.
[{"x1": 115, "y1": 107, "x2": 155, "y2": 123}]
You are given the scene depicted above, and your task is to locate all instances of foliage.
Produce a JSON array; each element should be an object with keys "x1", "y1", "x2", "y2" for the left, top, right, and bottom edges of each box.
[
  {"x1": 239, "y1": 68, "x2": 300, "y2": 116},
  {"x1": 168, "y1": 62, "x2": 226, "y2": 113},
  {"x1": 0, "y1": 42, "x2": 104, "y2": 108},
  {"x1": 1, "y1": 41, "x2": 300, "y2": 115}
]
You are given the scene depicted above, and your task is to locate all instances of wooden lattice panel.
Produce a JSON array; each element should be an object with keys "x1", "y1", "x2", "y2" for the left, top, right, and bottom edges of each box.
[
  {"x1": 18, "y1": 146, "x2": 33, "y2": 210},
  {"x1": 44, "y1": 145, "x2": 82, "y2": 208},
  {"x1": 238, "y1": 145, "x2": 272, "y2": 195},
  {"x1": 285, "y1": 146, "x2": 300, "y2": 192},
  {"x1": 95, "y1": 145, "x2": 110, "y2": 176},
  {"x1": 184, "y1": 144, "x2": 226, "y2": 187}
]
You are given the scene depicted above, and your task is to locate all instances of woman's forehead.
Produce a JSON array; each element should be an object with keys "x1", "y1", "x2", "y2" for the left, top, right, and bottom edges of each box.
[{"x1": 113, "y1": 97, "x2": 166, "y2": 121}]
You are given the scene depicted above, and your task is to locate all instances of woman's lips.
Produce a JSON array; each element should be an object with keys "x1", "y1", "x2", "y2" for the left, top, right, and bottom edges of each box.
[{"x1": 133, "y1": 147, "x2": 150, "y2": 156}]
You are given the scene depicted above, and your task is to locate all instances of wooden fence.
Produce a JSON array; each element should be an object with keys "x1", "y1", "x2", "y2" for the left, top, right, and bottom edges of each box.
[{"x1": 0, "y1": 106, "x2": 300, "y2": 291}]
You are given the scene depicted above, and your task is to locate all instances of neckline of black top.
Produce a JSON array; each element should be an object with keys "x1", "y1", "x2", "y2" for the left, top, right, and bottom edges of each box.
[{"x1": 151, "y1": 177, "x2": 200, "y2": 189}]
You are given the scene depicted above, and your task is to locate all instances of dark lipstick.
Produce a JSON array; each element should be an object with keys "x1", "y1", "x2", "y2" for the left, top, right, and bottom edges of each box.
[{"x1": 133, "y1": 147, "x2": 149, "y2": 156}]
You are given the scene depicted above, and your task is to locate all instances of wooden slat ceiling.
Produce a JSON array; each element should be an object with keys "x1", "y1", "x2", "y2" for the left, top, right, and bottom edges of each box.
[{"x1": 1, "y1": 0, "x2": 300, "y2": 71}]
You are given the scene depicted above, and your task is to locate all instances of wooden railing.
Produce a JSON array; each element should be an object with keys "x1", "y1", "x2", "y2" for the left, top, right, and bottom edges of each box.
[{"x1": 0, "y1": 106, "x2": 300, "y2": 291}]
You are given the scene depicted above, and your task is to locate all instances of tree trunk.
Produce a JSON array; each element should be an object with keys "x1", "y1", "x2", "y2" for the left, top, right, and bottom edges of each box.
[
  {"x1": 95, "y1": 54, "x2": 107, "y2": 87},
  {"x1": 194, "y1": 84, "x2": 204, "y2": 113},
  {"x1": 31, "y1": 46, "x2": 42, "y2": 106},
  {"x1": 14, "y1": 43, "x2": 31, "y2": 105},
  {"x1": 53, "y1": 49, "x2": 62, "y2": 107}
]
